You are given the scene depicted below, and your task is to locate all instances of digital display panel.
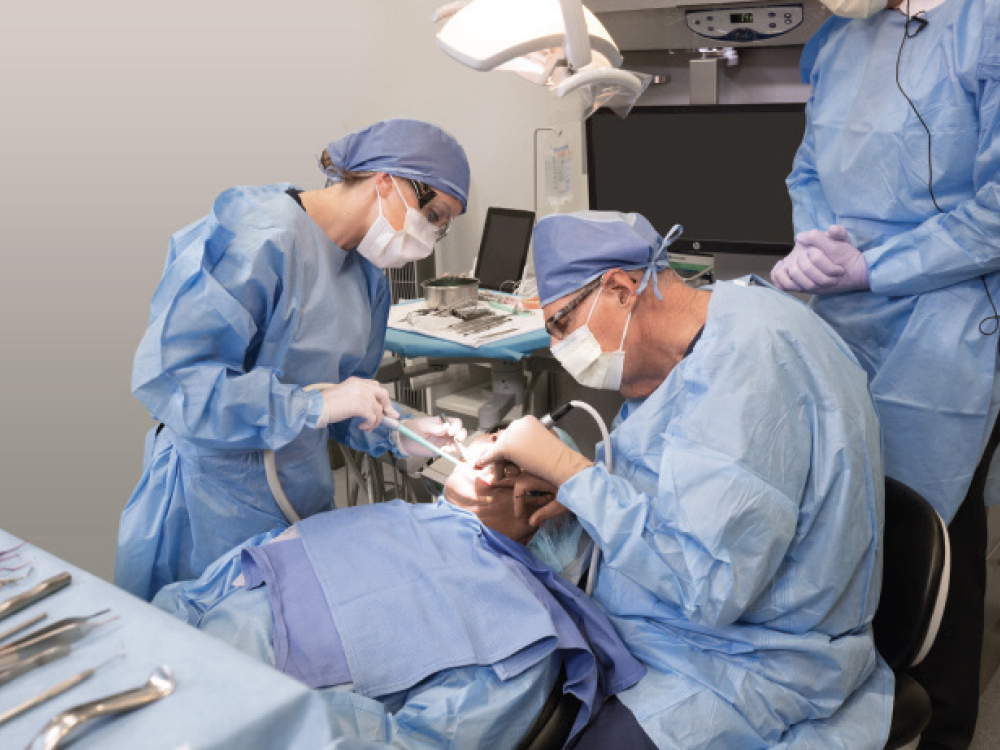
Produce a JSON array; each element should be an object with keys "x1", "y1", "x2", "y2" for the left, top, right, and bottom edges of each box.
[
  {"x1": 587, "y1": 105, "x2": 807, "y2": 253},
  {"x1": 731, "y1": 12, "x2": 754, "y2": 22}
]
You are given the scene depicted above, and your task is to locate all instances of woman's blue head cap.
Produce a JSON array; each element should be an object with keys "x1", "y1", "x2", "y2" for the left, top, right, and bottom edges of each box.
[
  {"x1": 322, "y1": 119, "x2": 471, "y2": 214},
  {"x1": 533, "y1": 211, "x2": 683, "y2": 306}
]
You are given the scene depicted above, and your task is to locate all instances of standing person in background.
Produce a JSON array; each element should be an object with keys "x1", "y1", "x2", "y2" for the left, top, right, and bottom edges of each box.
[
  {"x1": 771, "y1": 0, "x2": 1000, "y2": 746},
  {"x1": 117, "y1": 119, "x2": 469, "y2": 602}
]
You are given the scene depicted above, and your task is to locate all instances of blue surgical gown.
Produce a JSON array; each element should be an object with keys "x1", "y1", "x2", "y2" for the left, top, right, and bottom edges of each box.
[
  {"x1": 789, "y1": 0, "x2": 1000, "y2": 522},
  {"x1": 116, "y1": 184, "x2": 397, "y2": 601},
  {"x1": 558, "y1": 281, "x2": 893, "y2": 748}
]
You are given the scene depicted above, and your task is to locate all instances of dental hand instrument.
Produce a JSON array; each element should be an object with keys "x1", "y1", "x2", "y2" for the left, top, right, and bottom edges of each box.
[
  {"x1": 473, "y1": 327, "x2": 519, "y2": 343},
  {"x1": 0, "y1": 613, "x2": 46, "y2": 646},
  {"x1": 382, "y1": 417, "x2": 461, "y2": 466},
  {"x1": 0, "y1": 610, "x2": 116, "y2": 668},
  {"x1": 26, "y1": 665, "x2": 175, "y2": 750},
  {"x1": 0, "y1": 573, "x2": 71, "y2": 623},
  {"x1": 0, "y1": 646, "x2": 71, "y2": 689},
  {"x1": 0, "y1": 654, "x2": 123, "y2": 728}
]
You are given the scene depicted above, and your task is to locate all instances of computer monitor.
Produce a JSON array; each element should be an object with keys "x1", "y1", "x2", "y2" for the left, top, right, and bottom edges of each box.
[
  {"x1": 586, "y1": 104, "x2": 806, "y2": 256},
  {"x1": 473, "y1": 207, "x2": 536, "y2": 291}
]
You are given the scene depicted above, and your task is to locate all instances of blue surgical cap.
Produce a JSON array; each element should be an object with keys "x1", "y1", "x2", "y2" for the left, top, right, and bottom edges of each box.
[
  {"x1": 323, "y1": 118, "x2": 471, "y2": 214},
  {"x1": 533, "y1": 211, "x2": 682, "y2": 306}
]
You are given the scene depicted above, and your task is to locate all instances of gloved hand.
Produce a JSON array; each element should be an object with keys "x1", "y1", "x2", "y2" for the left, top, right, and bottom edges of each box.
[
  {"x1": 771, "y1": 225, "x2": 870, "y2": 294},
  {"x1": 396, "y1": 415, "x2": 468, "y2": 458},
  {"x1": 312, "y1": 378, "x2": 398, "y2": 431},
  {"x1": 443, "y1": 462, "x2": 555, "y2": 543},
  {"x1": 474, "y1": 416, "x2": 593, "y2": 489}
]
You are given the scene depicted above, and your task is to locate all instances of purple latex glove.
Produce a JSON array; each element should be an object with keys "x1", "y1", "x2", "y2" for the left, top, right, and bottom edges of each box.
[{"x1": 771, "y1": 225, "x2": 870, "y2": 294}]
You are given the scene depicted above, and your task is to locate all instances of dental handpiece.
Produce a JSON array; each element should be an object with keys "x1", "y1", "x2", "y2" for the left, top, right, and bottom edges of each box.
[
  {"x1": 538, "y1": 402, "x2": 575, "y2": 430},
  {"x1": 382, "y1": 417, "x2": 461, "y2": 466}
]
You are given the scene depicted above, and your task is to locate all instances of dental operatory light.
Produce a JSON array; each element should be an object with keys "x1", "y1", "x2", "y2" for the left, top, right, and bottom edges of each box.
[{"x1": 433, "y1": 0, "x2": 646, "y2": 109}]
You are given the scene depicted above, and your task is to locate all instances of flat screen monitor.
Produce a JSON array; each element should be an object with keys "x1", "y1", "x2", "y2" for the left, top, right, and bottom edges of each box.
[
  {"x1": 586, "y1": 104, "x2": 806, "y2": 256},
  {"x1": 474, "y1": 207, "x2": 536, "y2": 291}
]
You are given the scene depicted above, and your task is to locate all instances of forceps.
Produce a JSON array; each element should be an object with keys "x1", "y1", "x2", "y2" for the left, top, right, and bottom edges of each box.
[
  {"x1": 27, "y1": 665, "x2": 175, "y2": 750},
  {"x1": 0, "y1": 646, "x2": 71, "y2": 689},
  {"x1": 0, "y1": 610, "x2": 116, "y2": 670}
]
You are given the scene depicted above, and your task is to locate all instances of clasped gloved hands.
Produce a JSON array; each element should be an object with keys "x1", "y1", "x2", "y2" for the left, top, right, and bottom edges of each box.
[
  {"x1": 771, "y1": 225, "x2": 870, "y2": 294},
  {"x1": 396, "y1": 415, "x2": 468, "y2": 458},
  {"x1": 312, "y1": 378, "x2": 398, "y2": 430}
]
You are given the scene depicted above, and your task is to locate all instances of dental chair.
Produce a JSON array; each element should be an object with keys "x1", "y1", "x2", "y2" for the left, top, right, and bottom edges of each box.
[
  {"x1": 874, "y1": 477, "x2": 951, "y2": 750},
  {"x1": 517, "y1": 665, "x2": 581, "y2": 750}
]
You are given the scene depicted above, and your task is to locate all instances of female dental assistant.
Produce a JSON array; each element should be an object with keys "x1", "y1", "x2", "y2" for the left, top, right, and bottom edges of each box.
[{"x1": 116, "y1": 119, "x2": 470, "y2": 601}]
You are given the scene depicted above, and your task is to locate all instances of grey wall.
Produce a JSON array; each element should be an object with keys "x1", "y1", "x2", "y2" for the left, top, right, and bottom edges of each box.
[{"x1": 0, "y1": 1, "x2": 591, "y2": 579}]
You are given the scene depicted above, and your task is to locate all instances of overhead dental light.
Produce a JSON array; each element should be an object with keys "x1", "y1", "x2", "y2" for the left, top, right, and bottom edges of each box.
[{"x1": 433, "y1": 0, "x2": 645, "y2": 102}]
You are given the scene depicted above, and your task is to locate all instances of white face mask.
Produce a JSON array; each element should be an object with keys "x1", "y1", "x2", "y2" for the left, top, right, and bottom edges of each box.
[
  {"x1": 356, "y1": 178, "x2": 438, "y2": 269},
  {"x1": 550, "y1": 287, "x2": 631, "y2": 391},
  {"x1": 819, "y1": 0, "x2": 887, "y2": 18}
]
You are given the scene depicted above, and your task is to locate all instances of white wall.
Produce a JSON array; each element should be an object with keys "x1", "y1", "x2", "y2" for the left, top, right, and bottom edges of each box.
[{"x1": 0, "y1": 1, "x2": 591, "y2": 579}]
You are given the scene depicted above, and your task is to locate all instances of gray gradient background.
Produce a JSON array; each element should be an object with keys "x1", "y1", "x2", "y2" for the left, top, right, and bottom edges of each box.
[{"x1": 0, "y1": 1, "x2": 593, "y2": 580}]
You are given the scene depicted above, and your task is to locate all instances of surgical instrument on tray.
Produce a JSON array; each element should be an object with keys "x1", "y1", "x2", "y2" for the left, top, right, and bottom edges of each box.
[
  {"x1": 0, "y1": 654, "x2": 123, "y2": 728},
  {"x1": 0, "y1": 613, "x2": 46, "y2": 646},
  {"x1": 0, "y1": 646, "x2": 70, "y2": 689},
  {"x1": 0, "y1": 569, "x2": 34, "y2": 588},
  {"x1": 0, "y1": 572, "x2": 70, "y2": 623},
  {"x1": 450, "y1": 314, "x2": 512, "y2": 334},
  {"x1": 27, "y1": 664, "x2": 175, "y2": 750},
  {"x1": 0, "y1": 610, "x2": 116, "y2": 669},
  {"x1": 473, "y1": 327, "x2": 519, "y2": 343},
  {"x1": 382, "y1": 417, "x2": 461, "y2": 466}
]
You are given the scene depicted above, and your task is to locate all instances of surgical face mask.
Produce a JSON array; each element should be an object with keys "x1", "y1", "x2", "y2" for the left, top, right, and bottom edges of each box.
[
  {"x1": 356, "y1": 178, "x2": 438, "y2": 269},
  {"x1": 819, "y1": 0, "x2": 887, "y2": 18},
  {"x1": 550, "y1": 288, "x2": 631, "y2": 391}
]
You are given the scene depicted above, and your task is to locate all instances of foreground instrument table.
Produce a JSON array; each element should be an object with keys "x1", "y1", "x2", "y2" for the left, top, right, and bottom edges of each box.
[{"x1": 0, "y1": 529, "x2": 347, "y2": 749}]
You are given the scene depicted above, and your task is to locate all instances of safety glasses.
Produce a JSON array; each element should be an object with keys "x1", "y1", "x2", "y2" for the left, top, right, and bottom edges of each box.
[
  {"x1": 408, "y1": 179, "x2": 452, "y2": 242},
  {"x1": 544, "y1": 278, "x2": 602, "y2": 339}
]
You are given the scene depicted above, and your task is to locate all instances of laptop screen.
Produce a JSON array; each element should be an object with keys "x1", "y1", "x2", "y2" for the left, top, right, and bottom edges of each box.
[{"x1": 474, "y1": 207, "x2": 535, "y2": 292}]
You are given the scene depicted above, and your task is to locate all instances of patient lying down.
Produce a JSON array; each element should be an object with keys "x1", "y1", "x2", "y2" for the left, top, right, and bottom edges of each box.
[{"x1": 153, "y1": 438, "x2": 642, "y2": 750}]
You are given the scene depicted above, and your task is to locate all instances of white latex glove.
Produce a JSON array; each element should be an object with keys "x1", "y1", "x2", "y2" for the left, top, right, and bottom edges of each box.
[
  {"x1": 771, "y1": 225, "x2": 870, "y2": 294},
  {"x1": 473, "y1": 416, "x2": 593, "y2": 489},
  {"x1": 313, "y1": 378, "x2": 398, "y2": 431},
  {"x1": 397, "y1": 415, "x2": 468, "y2": 458}
]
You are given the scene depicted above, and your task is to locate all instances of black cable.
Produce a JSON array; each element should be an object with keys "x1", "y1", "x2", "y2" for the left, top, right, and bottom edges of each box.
[
  {"x1": 980, "y1": 277, "x2": 1000, "y2": 336},
  {"x1": 895, "y1": 3, "x2": 941, "y2": 213},
  {"x1": 896, "y1": 0, "x2": 999, "y2": 337}
]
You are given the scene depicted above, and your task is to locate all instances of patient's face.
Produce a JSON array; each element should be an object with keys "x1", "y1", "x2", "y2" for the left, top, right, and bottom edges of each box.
[{"x1": 444, "y1": 432, "x2": 537, "y2": 544}]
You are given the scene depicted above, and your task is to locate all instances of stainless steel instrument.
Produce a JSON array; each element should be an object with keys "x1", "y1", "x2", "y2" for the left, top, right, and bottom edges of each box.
[
  {"x1": 26, "y1": 665, "x2": 175, "y2": 750},
  {"x1": 0, "y1": 654, "x2": 122, "y2": 728},
  {"x1": 0, "y1": 573, "x2": 71, "y2": 623},
  {"x1": 0, "y1": 610, "x2": 114, "y2": 669},
  {"x1": 0, "y1": 613, "x2": 46, "y2": 646},
  {"x1": 0, "y1": 646, "x2": 71, "y2": 688}
]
